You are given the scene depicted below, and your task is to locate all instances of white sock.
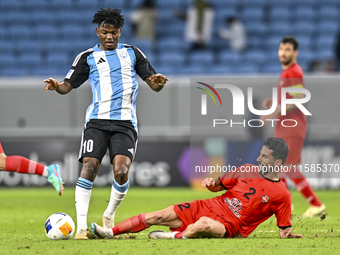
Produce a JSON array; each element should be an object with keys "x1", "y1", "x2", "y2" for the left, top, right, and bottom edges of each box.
[
  {"x1": 75, "y1": 177, "x2": 93, "y2": 231},
  {"x1": 42, "y1": 167, "x2": 48, "y2": 177},
  {"x1": 103, "y1": 179, "x2": 129, "y2": 218}
]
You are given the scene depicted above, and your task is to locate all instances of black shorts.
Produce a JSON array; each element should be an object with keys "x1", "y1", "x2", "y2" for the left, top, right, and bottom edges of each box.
[{"x1": 78, "y1": 119, "x2": 138, "y2": 164}]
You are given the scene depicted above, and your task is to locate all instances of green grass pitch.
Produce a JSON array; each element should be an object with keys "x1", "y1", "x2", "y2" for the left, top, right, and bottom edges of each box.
[{"x1": 0, "y1": 187, "x2": 339, "y2": 255}]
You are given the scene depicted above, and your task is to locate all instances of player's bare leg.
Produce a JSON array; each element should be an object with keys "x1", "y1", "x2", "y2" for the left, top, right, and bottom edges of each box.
[
  {"x1": 181, "y1": 217, "x2": 226, "y2": 238},
  {"x1": 91, "y1": 206, "x2": 182, "y2": 239},
  {"x1": 102, "y1": 155, "x2": 132, "y2": 229},
  {"x1": 75, "y1": 157, "x2": 100, "y2": 240}
]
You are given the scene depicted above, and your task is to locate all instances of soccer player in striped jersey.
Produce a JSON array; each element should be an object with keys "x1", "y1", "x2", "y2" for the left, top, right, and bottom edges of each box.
[
  {"x1": 44, "y1": 8, "x2": 168, "y2": 239},
  {"x1": 261, "y1": 36, "x2": 325, "y2": 218},
  {"x1": 0, "y1": 142, "x2": 63, "y2": 195},
  {"x1": 90, "y1": 138, "x2": 302, "y2": 240}
]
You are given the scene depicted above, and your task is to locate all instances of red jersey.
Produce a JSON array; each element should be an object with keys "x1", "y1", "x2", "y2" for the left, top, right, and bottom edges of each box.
[
  {"x1": 204, "y1": 164, "x2": 292, "y2": 237},
  {"x1": 275, "y1": 63, "x2": 308, "y2": 139}
]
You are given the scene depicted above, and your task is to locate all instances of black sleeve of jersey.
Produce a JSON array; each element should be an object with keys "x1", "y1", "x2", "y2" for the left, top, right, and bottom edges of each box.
[
  {"x1": 130, "y1": 46, "x2": 156, "y2": 80},
  {"x1": 64, "y1": 49, "x2": 93, "y2": 88}
]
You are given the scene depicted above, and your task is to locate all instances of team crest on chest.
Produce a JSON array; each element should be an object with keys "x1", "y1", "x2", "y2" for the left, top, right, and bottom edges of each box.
[
  {"x1": 119, "y1": 51, "x2": 128, "y2": 59},
  {"x1": 261, "y1": 195, "x2": 269, "y2": 203}
]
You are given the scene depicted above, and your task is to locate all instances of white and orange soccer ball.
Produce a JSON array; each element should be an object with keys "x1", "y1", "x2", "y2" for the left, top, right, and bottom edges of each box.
[{"x1": 44, "y1": 213, "x2": 75, "y2": 240}]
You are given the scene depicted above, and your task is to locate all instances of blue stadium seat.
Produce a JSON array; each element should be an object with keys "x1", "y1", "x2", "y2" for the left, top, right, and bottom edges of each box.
[
  {"x1": 292, "y1": 22, "x2": 315, "y2": 36},
  {"x1": 209, "y1": 0, "x2": 238, "y2": 7},
  {"x1": 243, "y1": 51, "x2": 267, "y2": 65},
  {"x1": 0, "y1": 53, "x2": 15, "y2": 68},
  {"x1": 129, "y1": 0, "x2": 143, "y2": 9},
  {"x1": 265, "y1": 36, "x2": 283, "y2": 51},
  {"x1": 154, "y1": 64, "x2": 178, "y2": 75},
  {"x1": 33, "y1": 25, "x2": 58, "y2": 40},
  {"x1": 44, "y1": 40, "x2": 72, "y2": 55},
  {"x1": 56, "y1": 10, "x2": 85, "y2": 26},
  {"x1": 5, "y1": 11, "x2": 31, "y2": 26},
  {"x1": 219, "y1": 51, "x2": 242, "y2": 65},
  {"x1": 19, "y1": 53, "x2": 42, "y2": 68},
  {"x1": 269, "y1": 22, "x2": 293, "y2": 36},
  {"x1": 31, "y1": 11, "x2": 58, "y2": 26},
  {"x1": 17, "y1": 41, "x2": 43, "y2": 55},
  {"x1": 241, "y1": 7, "x2": 265, "y2": 22},
  {"x1": 132, "y1": 39, "x2": 155, "y2": 54},
  {"x1": 317, "y1": 21, "x2": 339, "y2": 36},
  {"x1": 295, "y1": 36, "x2": 312, "y2": 51},
  {"x1": 190, "y1": 51, "x2": 215, "y2": 65},
  {"x1": 266, "y1": 51, "x2": 279, "y2": 63},
  {"x1": 233, "y1": 65, "x2": 259, "y2": 74},
  {"x1": 261, "y1": 64, "x2": 282, "y2": 74},
  {"x1": 76, "y1": 10, "x2": 96, "y2": 26},
  {"x1": 293, "y1": 0, "x2": 317, "y2": 6},
  {"x1": 318, "y1": 7, "x2": 340, "y2": 21},
  {"x1": 158, "y1": 21, "x2": 185, "y2": 37},
  {"x1": 50, "y1": 0, "x2": 73, "y2": 11},
  {"x1": 59, "y1": 25, "x2": 86, "y2": 40},
  {"x1": 315, "y1": 36, "x2": 337, "y2": 51},
  {"x1": 77, "y1": 0, "x2": 99, "y2": 11},
  {"x1": 0, "y1": 0, "x2": 21, "y2": 11},
  {"x1": 297, "y1": 50, "x2": 314, "y2": 63},
  {"x1": 294, "y1": 7, "x2": 315, "y2": 21},
  {"x1": 208, "y1": 65, "x2": 233, "y2": 74},
  {"x1": 246, "y1": 22, "x2": 267, "y2": 36},
  {"x1": 315, "y1": 49, "x2": 334, "y2": 60},
  {"x1": 158, "y1": 38, "x2": 186, "y2": 52},
  {"x1": 2, "y1": 67, "x2": 30, "y2": 77},
  {"x1": 33, "y1": 67, "x2": 67, "y2": 76},
  {"x1": 104, "y1": 0, "x2": 125, "y2": 9},
  {"x1": 156, "y1": 0, "x2": 181, "y2": 9},
  {"x1": 24, "y1": 0, "x2": 48, "y2": 11},
  {"x1": 269, "y1": 7, "x2": 291, "y2": 22},
  {"x1": 177, "y1": 64, "x2": 206, "y2": 75},
  {"x1": 9, "y1": 25, "x2": 32, "y2": 41},
  {"x1": 268, "y1": 0, "x2": 294, "y2": 7},
  {"x1": 247, "y1": 35, "x2": 265, "y2": 50},
  {"x1": 158, "y1": 52, "x2": 186, "y2": 66},
  {"x1": 215, "y1": 9, "x2": 238, "y2": 23},
  {"x1": 241, "y1": 0, "x2": 266, "y2": 7},
  {"x1": 0, "y1": 41, "x2": 14, "y2": 55},
  {"x1": 47, "y1": 52, "x2": 70, "y2": 68}
]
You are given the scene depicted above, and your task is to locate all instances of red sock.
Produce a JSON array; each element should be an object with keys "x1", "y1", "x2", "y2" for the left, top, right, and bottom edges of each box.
[
  {"x1": 0, "y1": 142, "x2": 4, "y2": 153},
  {"x1": 5, "y1": 156, "x2": 45, "y2": 176},
  {"x1": 289, "y1": 175, "x2": 322, "y2": 207},
  {"x1": 112, "y1": 213, "x2": 149, "y2": 236},
  {"x1": 281, "y1": 178, "x2": 288, "y2": 189},
  {"x1": 174, "y1": 231, "x2": 185, "y2": 239}
]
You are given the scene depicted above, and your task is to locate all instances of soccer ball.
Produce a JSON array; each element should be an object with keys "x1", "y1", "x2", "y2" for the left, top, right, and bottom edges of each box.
[{"x1": 44, "y1": 213, "x2": 75, "y2": 240}]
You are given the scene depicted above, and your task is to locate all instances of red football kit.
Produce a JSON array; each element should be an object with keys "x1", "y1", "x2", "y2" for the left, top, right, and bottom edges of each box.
[
  {"x1": 274, "y1": 63, "x2": 307, "y2": 165},
  {"x1": 172, "y1": 164, "x2": 292, "y2": 238}
]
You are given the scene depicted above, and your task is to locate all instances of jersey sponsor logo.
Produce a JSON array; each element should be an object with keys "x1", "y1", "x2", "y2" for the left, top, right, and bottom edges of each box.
[
  {"x1": 127, "y1": 148, "x2": 134, "y2": 155},
  {"x1": 261, "y1": 195, "x2": 269, "y2": 203},
  {"x1": 65, "y1": 69, "x2": 74, "y2": 79},
  {"x1": 224, "y1": 197, "x2": 242, "y2": 218},
  {"x1": 97, "y1": 57, "x2": 106, "y2": 64}
]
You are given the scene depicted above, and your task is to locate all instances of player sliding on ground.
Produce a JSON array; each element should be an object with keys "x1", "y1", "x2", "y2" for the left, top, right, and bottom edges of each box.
[
  {"x1": 0, "y1": 142, "x2": 63, "y2": 195},
  {"x1": 91, "y1": 137, "x2": 302, "y2": 239}
]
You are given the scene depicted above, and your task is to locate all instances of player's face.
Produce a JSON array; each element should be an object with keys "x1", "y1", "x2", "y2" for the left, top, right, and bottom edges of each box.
[
  {"x1": 278, "y1": 43, "x2": 297, "y2": 66},
  {"x1": 96, "y1": 23, "x2": 121, "y2": 51},
  {"x1": 257, "y1": 146, "x2": 281, "y2": 172}
]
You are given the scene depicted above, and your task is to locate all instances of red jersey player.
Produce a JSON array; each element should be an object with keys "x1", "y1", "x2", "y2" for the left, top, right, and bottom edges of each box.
[
  {"x1": 90, "y1": 137, "x2": 302, "y2": 240},
  {"x1": 261, "y1": 36, "x2": 325, "y2": 218},
  {"x1": 0, "y1": 142, "x2": 63, "y2": 195}
]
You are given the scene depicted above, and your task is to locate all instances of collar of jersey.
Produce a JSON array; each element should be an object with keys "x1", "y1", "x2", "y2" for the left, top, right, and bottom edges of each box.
[
  {"x1": 259, "y1": 171, "x2": 281, "y2": 183},
  {"x1": 93, "y1": 43, "x2": 124, "y2": 52}
]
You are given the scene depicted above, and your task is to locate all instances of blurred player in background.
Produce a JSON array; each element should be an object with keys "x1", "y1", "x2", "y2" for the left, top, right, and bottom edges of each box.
[
  {"x1": 44, "y1": 8, "x2": 168, "y2": 239},
  {"x1": 261, "y1": 36, "x2": 325, "y2": 218},
  {"x1": 0, "y1": 142, "x2": 63, "y2": 195},
  {"x1": 91, "y1": 137, "x2": 302, "y2": 239}
]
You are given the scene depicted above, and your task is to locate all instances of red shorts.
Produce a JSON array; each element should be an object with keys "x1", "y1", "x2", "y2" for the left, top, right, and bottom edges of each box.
[
  {"x1": 170, "y1": 199, "x2": 240, "y2": 238},
  {"x1": 282, "y1": 136, "x2": 304, "y2": 165}
]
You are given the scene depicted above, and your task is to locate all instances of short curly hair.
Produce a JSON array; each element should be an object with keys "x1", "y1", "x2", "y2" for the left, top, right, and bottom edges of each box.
[
  {"x1": 92, "y1": 8, "x2": 124, "y2": 28},
  {"x1": 264, "y1": 137, "x2": 289, "y2": 164}
]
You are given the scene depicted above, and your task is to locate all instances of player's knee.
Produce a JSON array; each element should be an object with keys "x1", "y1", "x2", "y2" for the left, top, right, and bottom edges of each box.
[
  {"x1": 195, "y1": 217, "x2": 213, "y2": 233},
  {"x1": 114, "y1": 164, "x2": 129, "y2": 184}
]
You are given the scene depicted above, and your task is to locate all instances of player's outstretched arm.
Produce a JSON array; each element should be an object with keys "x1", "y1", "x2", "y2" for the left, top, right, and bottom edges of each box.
[
  {"x1": 145, "y1": 73, "x2": 169, "y2": 92},
  {"x1": 44, "y1": 77, "x2": 73, "y2": 95},
  {"x1": 279, "y1": 227, "x2": 303, "y2": 239},
  {"x1": 202, "y1": 178, "x2": 225, "y2": 192}
]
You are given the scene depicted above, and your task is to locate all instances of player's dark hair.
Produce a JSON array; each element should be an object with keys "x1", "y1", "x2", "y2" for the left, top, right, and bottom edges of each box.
[
  {"x1": 281, "y1": 36, "x2": 299, "y2": 51},
  {"x1": 92, "y1": 8, "x2": 124, "y2": 28},
  {"x1": 264, "y1": 137, "x2": 289, "y2": 164}
]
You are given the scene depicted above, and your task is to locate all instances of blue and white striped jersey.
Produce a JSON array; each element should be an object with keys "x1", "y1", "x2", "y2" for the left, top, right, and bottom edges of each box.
[{"x1": 64, "y1": 43, "x2": 156, "y2": 133}]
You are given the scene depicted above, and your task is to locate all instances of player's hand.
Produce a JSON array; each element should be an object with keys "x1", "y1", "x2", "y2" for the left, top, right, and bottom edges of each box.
[
  {"x1": 44, "y1": 77, "x2": 60, "y2": 92},
  {"x1": 202, "y1": 178, "x2": 215, "y2": 188},
  {"x1": 148, "y1": 73, "x2": 169, "y2": 85},
  {"x1": 287, "y1": 233, "x2": 303, "y2": 238},
  {"x1": 262, "y1": 98, "x2": 272, "y2": 109}
]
